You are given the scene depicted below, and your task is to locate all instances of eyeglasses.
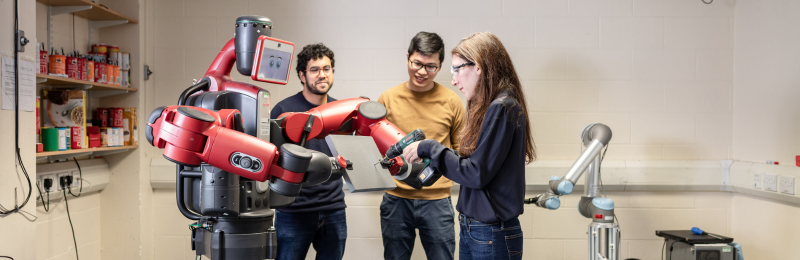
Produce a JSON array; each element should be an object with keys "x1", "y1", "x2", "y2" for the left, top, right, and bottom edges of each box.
[
  {"x1": 305, "y1": 66, "x2": 334, "y2": 76},
  {"x1": 409, "y1": 60, "x2": 439, "y2": 73},
  {"x1": 450, "y1": 61, "x2": 474, "y2": 78}
]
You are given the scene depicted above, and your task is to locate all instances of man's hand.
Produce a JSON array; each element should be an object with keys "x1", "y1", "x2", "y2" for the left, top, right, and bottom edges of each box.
[{"x1": 402, "y1": 141, "x2": 423, "y2": 164}]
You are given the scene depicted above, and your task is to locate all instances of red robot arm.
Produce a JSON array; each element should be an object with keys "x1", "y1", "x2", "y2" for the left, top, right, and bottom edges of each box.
[
  {"x1": 147, "y1": 97, "x2": 421, "y2": 189},
  {"x1": 277, "y1": 97, "x2": 415, "y2": 176},
  {"x1": 147, "y1": 106, "x2": 348, "y2": 184}
]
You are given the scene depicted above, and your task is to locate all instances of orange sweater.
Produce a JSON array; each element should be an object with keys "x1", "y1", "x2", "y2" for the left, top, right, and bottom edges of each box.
[{"x1": 378, "y1": 82, "x2": 465, "y2": 200}]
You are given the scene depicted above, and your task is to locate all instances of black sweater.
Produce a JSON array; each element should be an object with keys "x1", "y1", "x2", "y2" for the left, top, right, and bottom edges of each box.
[
  {"x1": 418, "y1": 93, "x2": 527, "y2": 223},
  {"x1": 271, "y1": 92, "x2": 345, "y2": 214}
]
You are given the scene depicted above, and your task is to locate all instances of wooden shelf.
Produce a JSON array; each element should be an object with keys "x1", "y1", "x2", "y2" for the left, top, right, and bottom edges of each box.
[
  {"x1": 37, "y1": 145, "x2": 138, "y2": 158},
  {"x1": 37, "y1": 0, "x2": 138, "y2": 23},
  {"x1": 37, "y1": 74, "x2": 137, "y2": 92}
]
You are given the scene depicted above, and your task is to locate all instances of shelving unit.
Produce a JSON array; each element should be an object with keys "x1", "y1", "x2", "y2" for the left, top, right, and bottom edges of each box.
[
  {"x1": 37, "y1": 73, "x2": 137, "y2": 97},
  {"x1": 36, "y1": 0, "x2": 138, "y2": 23},
  {"x1": 36, "y1": 145, "x2": 138, "y2": 161},
  {"x1": 39, "y1": 0, "x2": 138, "y2": 52},
  {"x1": 36, "y1": 0, "x2": 141, "y2": 163}
]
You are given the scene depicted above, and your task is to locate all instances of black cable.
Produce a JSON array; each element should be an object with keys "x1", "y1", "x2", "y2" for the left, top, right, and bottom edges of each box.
[
  {"x1": 0, "y1": 256, "x2": 14, "y2": 259},
  {"x1": 668, "y1": 240, "x2": 677, "y2": 260},
  {"x1": 702, "y1": 0, "x2": 713, "y2": 4},
  {"x1": 63, "y1": 189, "x2": 79, "y2": 260},
  {"x1": 36, "y1": 181, "x2": 50, "y2": 212},
  {"x1": 662, "y1": 239, "x2": 666, "y2": 260},
  {"x1": 69, "y1": 158, "x2": 83, "y2": 197},
  {"x1": 1, "y1": 0, "x2": 33, "y2": 217}
]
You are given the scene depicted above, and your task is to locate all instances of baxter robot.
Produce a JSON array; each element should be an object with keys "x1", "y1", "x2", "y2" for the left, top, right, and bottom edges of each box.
[{"x1": 146, "y1": 15, "x2": 439, "y2": 259}]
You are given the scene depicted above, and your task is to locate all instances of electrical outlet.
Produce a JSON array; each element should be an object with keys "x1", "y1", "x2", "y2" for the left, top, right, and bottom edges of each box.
[
  {"x1": 56, "y1": 172, "x2": 74, "y2": 191},
  {"x1": 39, "y1": 175, "x2": 56, "y2": 193},
  {"x1": 764, "y1": 174, "x2": 778, "y2": 192},
  {"x1": 780, "y1": 176, "x2": 795, "y2": 195},
  {"x1": 753, "y1": 172, "x2": 762, "y2": 189},
  {"x1": 71, "y1": 170, "x2": 80, "y2": 188}
]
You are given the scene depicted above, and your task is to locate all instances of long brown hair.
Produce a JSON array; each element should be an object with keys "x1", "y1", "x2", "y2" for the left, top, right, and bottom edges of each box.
[{"x1": 452, "y1": 32, "x2": 536, "y2": 163}]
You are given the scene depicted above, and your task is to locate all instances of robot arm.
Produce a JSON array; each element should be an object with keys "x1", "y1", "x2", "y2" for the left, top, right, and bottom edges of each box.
[
  {"x1": 276, "y1": 97, "x2": 433, "y2": 185},
  {"x1": 146, "y1": 106, "x2": 351, "y2": 195},
  {"x1": 526, "y1": 124, "x2": 612, "y2": 210}
]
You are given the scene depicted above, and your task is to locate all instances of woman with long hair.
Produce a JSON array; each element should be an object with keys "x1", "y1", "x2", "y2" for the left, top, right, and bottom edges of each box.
[{"x1": 403, "y1": 32, "x2": 536, "y2": 259}]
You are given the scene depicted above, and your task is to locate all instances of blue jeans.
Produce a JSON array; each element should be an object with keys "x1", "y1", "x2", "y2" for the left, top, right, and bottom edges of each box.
[
  {"x1": 380, "y1": 193, "x2": 456, "y2": 260},
  {"x1": 458, "y1": 214, "x2": 523, "y2": 260},
  {"x1": 275, "y1": 209, "x2": 347, "y2": 260}
]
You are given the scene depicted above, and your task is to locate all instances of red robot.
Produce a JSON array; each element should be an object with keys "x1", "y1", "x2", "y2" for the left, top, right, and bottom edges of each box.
[{"x1": 145, "y1": 15, "x2": 433, "y2": 260}]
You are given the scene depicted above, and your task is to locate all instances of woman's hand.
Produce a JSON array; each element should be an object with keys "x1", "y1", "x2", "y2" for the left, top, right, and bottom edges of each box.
[{"x1": 402, "y1": 141, "x2": 423, "y2": 164}]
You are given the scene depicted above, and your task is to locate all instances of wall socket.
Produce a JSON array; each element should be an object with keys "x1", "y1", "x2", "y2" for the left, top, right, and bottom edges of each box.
[
  {"x1": 753, "y1": 172, "x2": 762, "y2": 189},
  {"x1": 764, "y1": 174, "x2": 778, "y2": 192},
  {"x1": 779, "y1": 176, "x2": 795, "y2": 195}
]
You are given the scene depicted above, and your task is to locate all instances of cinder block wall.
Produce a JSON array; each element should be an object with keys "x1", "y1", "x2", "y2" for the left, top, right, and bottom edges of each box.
[
  {"x1": 141, "y1": 0, "x2": 800, "y2": 260},
  {"x1": 149, "y1": 0, "x2": 737, "y2": 161}
]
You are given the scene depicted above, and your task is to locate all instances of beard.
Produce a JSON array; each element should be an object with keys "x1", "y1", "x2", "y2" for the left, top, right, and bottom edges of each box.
[{"x1": 304, "y1": 78, "x2": 333, "y2": 95}]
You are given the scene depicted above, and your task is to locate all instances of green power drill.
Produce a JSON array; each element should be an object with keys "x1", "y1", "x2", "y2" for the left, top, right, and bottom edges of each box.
[{"x1": 378, "y1": 128, "x2": 442, "y2": 189}]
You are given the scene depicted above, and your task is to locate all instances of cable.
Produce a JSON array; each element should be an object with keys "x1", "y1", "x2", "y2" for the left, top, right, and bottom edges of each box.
[
  {"x1": 0, "y1": 256, "x2": 14, "y2": 259},
  {"x1": 1, "y1": 0, "x2": 33, "y2": 217},
  {"x1": 668, "y1": 240, "x2": 677, "y2": 260},
  {"x1": 702, "y1": 0, "x2": 713, "y2": 4},
  {"x1": 35, "y1": 181, "x2": 51, "y2": 212},
  {"x1": 69, "y1": 158, "x2": 83, "y2": 197},
  {"x1": 63, "y1": 189, "x2": 80, "y2": 260},
  {"x1": 661, "y1": 239, "x2": 666, "y2": 260}
]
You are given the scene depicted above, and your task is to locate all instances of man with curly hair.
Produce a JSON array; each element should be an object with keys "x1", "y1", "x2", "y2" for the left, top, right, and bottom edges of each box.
[{"x1": 271, "y1": 43, "x2": 345, "y2": 260}]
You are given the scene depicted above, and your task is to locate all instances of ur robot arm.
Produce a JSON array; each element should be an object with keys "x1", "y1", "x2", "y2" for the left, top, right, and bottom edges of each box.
[
  {"x1": 526, "y1": 123, "x2": 621, "y2": 260},
  {"x1": 525, "y1": 123, "x2": 612, "y2": 213}
]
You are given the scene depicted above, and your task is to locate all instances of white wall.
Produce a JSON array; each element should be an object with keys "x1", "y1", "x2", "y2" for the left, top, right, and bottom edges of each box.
[
  {"x1": 0, "y1": 0, "x2": 38, "y2": 259},
  {"x1": 730, "y1": 0, "x2": 800, "y2": 259},
  {"x1": 148, "y1": 0, "x2": 736, "y2": 162}
]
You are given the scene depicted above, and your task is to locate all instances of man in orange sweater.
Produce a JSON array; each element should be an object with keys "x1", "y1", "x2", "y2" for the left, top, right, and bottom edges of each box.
[{"x1": 377, "y1": 32, "x2": 465, "y2": 260}]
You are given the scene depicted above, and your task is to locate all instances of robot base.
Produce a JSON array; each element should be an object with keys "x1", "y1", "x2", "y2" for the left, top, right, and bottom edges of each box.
[
  {"x1": 193, "y1": 216, "x2": 277, "y2": 259},
  {"x1": 589, "y1": 222, "x2": 621, "y2": 260}
]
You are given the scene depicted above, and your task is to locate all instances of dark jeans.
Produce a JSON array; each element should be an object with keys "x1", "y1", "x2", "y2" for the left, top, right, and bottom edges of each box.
[
  {"x1": 275, "y1": 209, "x2": 347, "y2": 260},
  {"x1": 458, "y1": 214, "x2": 523, "y2": 260},
  {"x1": 380, "y1": 193, "x2": 456, "y2": 260}
]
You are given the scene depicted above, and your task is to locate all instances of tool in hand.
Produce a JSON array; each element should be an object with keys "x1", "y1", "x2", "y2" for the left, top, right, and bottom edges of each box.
[
  {"x1": 691, "y1": 227, "x2": 725, "y2": 240},
  {"x1": 376, "y1": 128, "x2": 427, "y2": 166}
]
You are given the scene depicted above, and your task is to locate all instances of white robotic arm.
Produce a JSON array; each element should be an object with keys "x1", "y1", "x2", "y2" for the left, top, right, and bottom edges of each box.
[
  {"x1": 526, "y1": 123, "x2": 620, "y2": 260},
  {"x1": 526, "y1": 123, "x2": 612, "y2": 210}
]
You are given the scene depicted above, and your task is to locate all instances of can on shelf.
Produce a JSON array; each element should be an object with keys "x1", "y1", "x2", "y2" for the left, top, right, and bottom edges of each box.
[
  {"x1": 121, "y1": 53, "x2": 130, "y2": 70},
  {"x1": 95, "y1": 62, "x2": 107, "y2": 83},
  {"x1": 86, "y1": 59, "x2": 94, "y2": 82},
  {"x1": 121, "y1": 70, "x2": 129, "y2": 87},
  {"x1": 66, "y1": 56, "x2": 80, "y2": 79},
  {"x1": 106, "y1": 63, "x2": 115, "y2": 85},
  {"x1": 97, "y1": 108, "x2": 109, "y2": 127},
  {"x1": 93, "y1": 44, "x2": 107, "y2": 55},
  {"x1": 113, "y1": 64, "x2": 121, "y2": 86},
  {"x1": 39, "y1": 49, "x2": 48, "y2": 74},
  {"x1": 78, "y1": 57, "x2": 87, "y2": 81},
  {"x1": 110, "y1": 107, "x2": 124, "y2": 128},
  {"x1": 48, "y1": 54, "x2": 66, "y2": 75}
]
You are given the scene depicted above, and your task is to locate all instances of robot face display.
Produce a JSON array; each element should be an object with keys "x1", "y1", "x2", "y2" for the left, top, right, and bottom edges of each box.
[{"x1": 252, "y1": 36, "x2": 295, "y2": 84}]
